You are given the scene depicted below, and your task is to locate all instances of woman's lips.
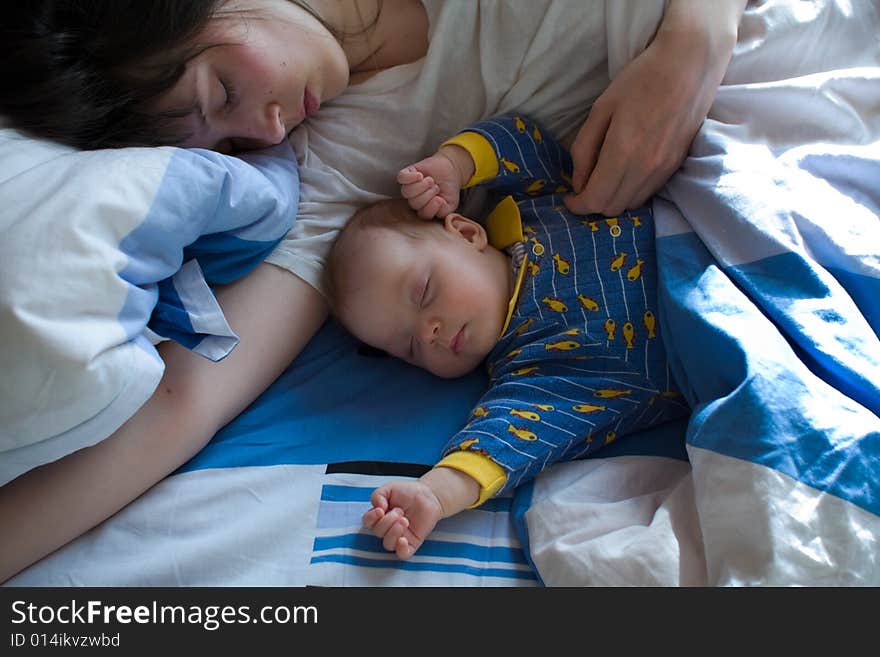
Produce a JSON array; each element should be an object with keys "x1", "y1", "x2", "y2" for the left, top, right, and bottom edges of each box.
[{"x1": 304, "y1": 89, "x2": 319, "y2": 117}]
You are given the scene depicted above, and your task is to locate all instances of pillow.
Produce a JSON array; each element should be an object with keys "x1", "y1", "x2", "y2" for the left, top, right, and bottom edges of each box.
[{"x1": 0, "y1": 129, "x2": 299, "y2": 485}]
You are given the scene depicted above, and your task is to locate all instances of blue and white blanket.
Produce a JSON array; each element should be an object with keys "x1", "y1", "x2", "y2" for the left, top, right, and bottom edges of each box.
[
  {"x1": 524, "y1": 0, "x2": 880, "y2": 585},
  {"x1": 5, "y1": 0, "x2": 879, "y2": 587},
  {"x1": 0, "y1": 134, "x2": 299, "y2": 486}
]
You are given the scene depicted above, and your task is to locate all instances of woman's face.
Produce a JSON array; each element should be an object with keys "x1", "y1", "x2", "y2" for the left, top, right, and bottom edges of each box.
[{"x1": 152, "y1": 0, "x2": 349, "y2": 152}]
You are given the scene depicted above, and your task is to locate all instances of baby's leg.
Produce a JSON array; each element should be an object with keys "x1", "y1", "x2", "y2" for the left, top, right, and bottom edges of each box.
[{"x1": 0, "y1": 264, "x2": 326, "y2": 582}]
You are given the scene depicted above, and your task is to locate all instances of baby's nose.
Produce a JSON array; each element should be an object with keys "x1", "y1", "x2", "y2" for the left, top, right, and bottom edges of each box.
[{"x1": 419, "y1": 318, "x2": 440, "y2": 344}]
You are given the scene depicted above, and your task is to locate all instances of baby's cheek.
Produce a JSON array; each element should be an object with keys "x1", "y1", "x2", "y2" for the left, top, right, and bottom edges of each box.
[
  {"x1": 431, "y1": 357, "x2": 476, "y2": 380},
  {"x1": 423, "y1": 355, "x2": 450, "y2": 378}
]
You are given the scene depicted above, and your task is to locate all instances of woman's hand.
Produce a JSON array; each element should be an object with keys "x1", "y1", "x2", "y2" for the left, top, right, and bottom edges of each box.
[{"x1": 565, "y1": 0, "x2": 745, "y2": 216}]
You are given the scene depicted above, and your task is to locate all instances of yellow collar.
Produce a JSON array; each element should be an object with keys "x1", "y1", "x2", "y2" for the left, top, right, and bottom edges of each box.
[
  {"x1": 486, "y1": 196, "x2": 528, "y2": 337},
  {"x1": 486, "y1": 195, "x2": 524, "y2": 249}
]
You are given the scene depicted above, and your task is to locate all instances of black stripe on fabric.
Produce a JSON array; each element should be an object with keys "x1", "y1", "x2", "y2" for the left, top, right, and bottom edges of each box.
[{"x1": 325, "y1": 461, "x2": 431, "y2": 477}]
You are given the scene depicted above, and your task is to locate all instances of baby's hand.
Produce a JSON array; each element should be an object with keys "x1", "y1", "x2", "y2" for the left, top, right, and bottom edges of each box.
[
  {"x1": 361, "y1": 480, "x2": 444, "y2": 559},
  {"x1": 397, "y1": 152, "x2": 463, "y2": 219}
]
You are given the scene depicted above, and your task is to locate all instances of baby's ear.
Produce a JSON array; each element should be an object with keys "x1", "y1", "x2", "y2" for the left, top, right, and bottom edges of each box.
[{"x1": 444, "y1": 212, "x2": 488, "y2": 250}]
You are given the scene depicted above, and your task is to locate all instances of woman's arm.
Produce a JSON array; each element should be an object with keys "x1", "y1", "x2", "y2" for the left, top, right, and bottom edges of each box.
[
  {"x1": 0, "y1": 263, "x2": 327, "y2": 583},
  {"x1": 565, "y1": 0, "x2": 747, "y2": 216}
]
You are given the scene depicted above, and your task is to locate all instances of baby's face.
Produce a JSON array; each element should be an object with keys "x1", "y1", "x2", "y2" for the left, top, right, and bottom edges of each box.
[{"x1": 338, "y1": 216, "x2": 511, "y2": 378}]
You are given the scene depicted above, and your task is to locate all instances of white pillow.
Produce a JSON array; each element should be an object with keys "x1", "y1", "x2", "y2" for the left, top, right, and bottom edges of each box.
[{"x1": 0, "y1": 129, "x2": 299, "y2": 485}]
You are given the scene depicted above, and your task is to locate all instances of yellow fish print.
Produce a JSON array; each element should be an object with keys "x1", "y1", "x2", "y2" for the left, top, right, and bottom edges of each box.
[
  {"x1": 542, "y1": 296, "x2": 568, "y2": 313},
  {"x1": 572, "y1": 403, "x2": 606, "y2": 414},
  {"x1": 627, "y1": 258, "x2": 644, "y2": 282},
  {"x1": 552, "y1": 253, "x2": 570, "y2": 274},
  {"x1": 545, "y1": 340, "x2": 580, "y2": 352},
  {"x1": 525, "y1": 179, "x2": 547, "y2": 195},
  {"x1": 610, "y1": 251, "x2": 628, "y2": 272},
  {"x1": 512, "y1": 366, "x2": 540, "y2": 377},
  {"x1": 577, "y1": 294, "x2": 599, "y2": 312},
  {"x1": 623, "y1": 321, "x2": 635, "y2": 349},
  {"x1": 508, "y1": 425, "x2": 538, "y2": 441},
  {"x1": 595, "y1": 388, "x2": 632, "y2": 399},
  {"x1": 604, "y1": 317, "x2": 617, "y2": 340},
  {"x1": 514, "y1": 318, "x2": 535, "y2": 335},
  {"x1": 501, "y1": 157, "x2": 520, "y2": 173},
  {"x1": 643, "y1": 310, "x2": 656, "y2": 338},
  {"x1": 510, "y1": 408, "x2": 540, "y2": 422},
  {"x1": 515, "y1": 116, "x2": 526, "y2": 133}
]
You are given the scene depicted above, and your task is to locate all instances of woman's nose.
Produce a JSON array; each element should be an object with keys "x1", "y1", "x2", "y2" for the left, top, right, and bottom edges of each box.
[
  {"x1": 258, "y1": 102, "x2": 287, "y2": 143},
  {"x1": 225, "y1": 101, "x2": 286, "y2": 150}
]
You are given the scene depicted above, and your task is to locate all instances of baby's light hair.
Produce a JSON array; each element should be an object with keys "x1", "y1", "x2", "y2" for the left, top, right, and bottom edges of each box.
[{"x1": 324, "y1": 198, "x2": 434, "y2": 315}]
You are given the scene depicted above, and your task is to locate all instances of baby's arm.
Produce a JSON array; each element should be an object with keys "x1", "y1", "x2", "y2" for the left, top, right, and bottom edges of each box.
[
  {"x1": 406, "y1": 114, "x2": 575, "y2": 217},
  {"x1": 362, "y1": 466, "x2": 479, "y2": 559}
]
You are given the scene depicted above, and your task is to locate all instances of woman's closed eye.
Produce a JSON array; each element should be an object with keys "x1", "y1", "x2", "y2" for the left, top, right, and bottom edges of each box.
[{"x1": 220, "y1": 79, "x2": 238, "y2": 112}]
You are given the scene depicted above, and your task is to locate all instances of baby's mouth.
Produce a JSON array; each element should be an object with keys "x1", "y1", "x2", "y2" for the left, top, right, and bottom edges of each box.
[{"x1": 450, "y1": 326, "x2": 465, "y2": 355}]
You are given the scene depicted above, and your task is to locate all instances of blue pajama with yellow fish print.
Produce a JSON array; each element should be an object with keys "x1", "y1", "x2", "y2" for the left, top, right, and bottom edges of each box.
[{"x1": 440, "y1": 114, "x2": 688, "y2": 496}]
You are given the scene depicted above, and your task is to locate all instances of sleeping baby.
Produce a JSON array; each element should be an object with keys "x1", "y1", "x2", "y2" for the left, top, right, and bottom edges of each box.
[{"x1": 324, "y1": 114, "x2": 689, "y2": 558}]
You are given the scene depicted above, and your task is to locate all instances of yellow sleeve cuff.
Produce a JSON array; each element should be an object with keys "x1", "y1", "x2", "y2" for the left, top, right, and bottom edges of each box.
[
  {"x1": 440, "y1": 131, "x2": 499, "y2": 188},
  {"x1": 436, "y1": 450, "x2": 507, "y2": 508}
]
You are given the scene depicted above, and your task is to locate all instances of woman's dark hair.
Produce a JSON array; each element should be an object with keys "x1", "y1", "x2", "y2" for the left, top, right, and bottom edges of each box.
[{"x1": 0, "y1": 1, "x2": 223, "y2": 149}]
